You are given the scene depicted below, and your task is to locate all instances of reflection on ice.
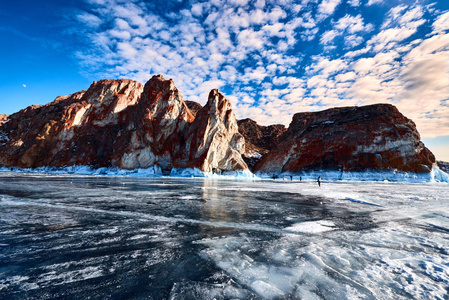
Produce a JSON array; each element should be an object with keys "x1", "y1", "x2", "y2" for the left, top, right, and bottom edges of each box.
[{"x1": 0, "y1": 174, "x2": 448, "y2": 299}]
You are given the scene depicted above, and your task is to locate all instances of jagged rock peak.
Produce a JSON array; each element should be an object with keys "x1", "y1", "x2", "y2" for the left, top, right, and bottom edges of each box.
[
  {"x1": 144, "y1": 75, "x2": 177, "y2": 91},
  {"x1": 83, "y1": 79, "x2": 143, "y2": 106},
  {"x1": 175, "y1": 89, "x2": 248, "y2": 172},
  {"x1": 118, "y1": 75, "x2": 195, "y2": 170},
  {"x1": 207, "y1": 89, "x2": 231, "y2": 115}
]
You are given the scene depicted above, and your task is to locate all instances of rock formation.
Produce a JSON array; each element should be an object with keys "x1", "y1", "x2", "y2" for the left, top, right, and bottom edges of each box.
[
  {"x1": 0, "y1": 76, "x2": 438, "y2": 176},
  {"x1": 0, "y1": 76, "x2": 248, "y2": 173},
  {"x1": 116, "y1": 75, "x2": 194, "y2": 170},
  {"x1": 237, "y1": 118, "x2": 286, "y2": 168},
  {"x1": 253, "y1": 104, "x2": 435, "y2": 174},
  {"x1": 174, "y1": 90, "x2": 247, "y2": 172}
]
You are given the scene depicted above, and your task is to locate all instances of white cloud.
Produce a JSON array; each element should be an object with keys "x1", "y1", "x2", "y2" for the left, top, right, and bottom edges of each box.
[
  {"x1": 432, "y1": 11, "x2": 449, "y2": 34},
  {"x1": 22, "y1": 84, "x2": 26, "y2": 88},
  {"x1": 368, "y1": 27, "x2": 420, "y2": 52},
  {"x1": 191, "y1": 3, "x2": 203, "y2": 17},
  {"x1": 367, "y1": 0, "x2": 383, "y2": 6},
  {"x1": 109, "y1": 29, "x2": 131, "y2": 40},
  {"x1": 335, "y1": 15, "x2": 373, "y2": 34},
  {"x1": 317, "y1": 0, "x2": 342, "y2": 20},
  {"x1": 347, "y1": 0, "x2": 360, "y2": 7},
  {"x1": 335, "y1": 72, "x2": 356, "y2": 82},
  {"x1": 255, "y1": 0, "x2": 265, "y2": 9},
  {"x1": 319, "y1": 14, "x2": 373, "y2": 47},
  {"x1": 228, "y1": 0, "x2": 249, "y2": 6},
  {"x1": 320, "y1": 30, "x2": 338, "y2": 44},
  {"x1": 77, "y1": 12, "x2": 102, "y2": 28},
  {"x1": 345, "y1": 34, "x2": 364, "y2": 48}
]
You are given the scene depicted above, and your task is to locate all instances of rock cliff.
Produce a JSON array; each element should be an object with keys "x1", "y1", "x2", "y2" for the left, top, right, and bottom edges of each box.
[
  {"x1": 253, "y1": 104, "x2": 435, "y2": 174},
  {"x1": 174, "y1": 89, "x2": 247, "y2": 172},
  {"x1": 0, "y1": 76, "x2": 247, "y2": 173},
  {"x1": 0, "y1": 78, "x2": 437, "y2": 176},
  {"x1": 237, "y1": 118, "x2": 286, "y2": 169}
]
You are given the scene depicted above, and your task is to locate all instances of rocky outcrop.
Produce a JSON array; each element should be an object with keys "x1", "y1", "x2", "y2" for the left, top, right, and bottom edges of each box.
[
  {"x1": 184, "y1": 100, "x2": 203, "y2": 117},
  {"x1": 254, "y1": 104, "x2": 435, "y2": 174},
  {"x1": 0, "y1": 79, "x2": 143, "y2": 168},
  {"x1": 0, "y1": 76, "x2": 247, "y2": 173},
  {"x1": 0, "y1": 114, "x2": 8, "y2": 122},
  {"x1": 237, "y1": 118, "x2": 286, "y2": 169},
  {"x1": 174, "y1": 90, "x2": 247, "y2": 172},
  {"x1": 116, "y1": 75, "x2": 194, "y2": 170}
]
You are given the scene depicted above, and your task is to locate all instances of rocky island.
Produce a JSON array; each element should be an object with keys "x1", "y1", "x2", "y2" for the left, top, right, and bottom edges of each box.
[{"x1": 0, "y1": 75, "x2": 442, "y2": 179}]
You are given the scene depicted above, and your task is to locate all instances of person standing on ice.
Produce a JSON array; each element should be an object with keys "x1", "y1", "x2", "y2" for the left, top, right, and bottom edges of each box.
[{"x1": 317, "y1": 176, "x2": 321, "y2": 187}]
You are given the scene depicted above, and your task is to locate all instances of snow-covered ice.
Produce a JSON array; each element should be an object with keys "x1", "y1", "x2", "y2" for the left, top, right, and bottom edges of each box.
[
  {"x1": 0, "y1": 172, "x2": 448, "y2": 299},
  {"x1": 2, "y1": 164, "x2": 448, "y2": 182}
]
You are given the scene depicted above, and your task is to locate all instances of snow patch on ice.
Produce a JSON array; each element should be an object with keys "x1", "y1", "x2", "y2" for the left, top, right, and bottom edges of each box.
[{"x1": 285, "y1": 220, "x2": 336, "y2": 233}]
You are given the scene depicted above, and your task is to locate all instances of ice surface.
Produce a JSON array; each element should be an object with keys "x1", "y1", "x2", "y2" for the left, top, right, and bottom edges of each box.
[{"x1": 0, "y1": 175, "x2": 448, "y2": 299}]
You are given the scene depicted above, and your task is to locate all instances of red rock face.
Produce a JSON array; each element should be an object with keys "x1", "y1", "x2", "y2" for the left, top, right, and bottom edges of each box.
[
  {"x1": 237, "y1": 118, "x2": 286, "y2": 169},
  {"x1": 0, "y1": 76, "x2": 247, "y2": 172},
  {"x1": 175, "y1": 89, "x2": 247, "y2": 172},
  {"x1": 253, "y1": 104, "x2": 435, "y2": 174}
]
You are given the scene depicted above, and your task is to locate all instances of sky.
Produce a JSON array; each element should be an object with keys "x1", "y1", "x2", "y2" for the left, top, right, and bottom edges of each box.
[{"x1": 0, "y1": 0, "x2": 448, "y2": 161}]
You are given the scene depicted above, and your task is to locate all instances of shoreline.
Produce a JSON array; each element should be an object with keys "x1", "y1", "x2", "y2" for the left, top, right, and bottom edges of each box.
[{"x1": 1, "y1": 165, "x2": 448, "y2": 183}]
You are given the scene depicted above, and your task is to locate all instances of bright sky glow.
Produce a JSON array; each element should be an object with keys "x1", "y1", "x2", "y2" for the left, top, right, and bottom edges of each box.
[{"x1": 0, "y1": 0, "x2": 448, "y2": 160}]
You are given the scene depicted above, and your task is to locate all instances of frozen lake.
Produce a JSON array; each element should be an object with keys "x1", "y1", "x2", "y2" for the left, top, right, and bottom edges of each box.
[{"x1": 0, "y1": 173, "x2": 448, "y2": 299}]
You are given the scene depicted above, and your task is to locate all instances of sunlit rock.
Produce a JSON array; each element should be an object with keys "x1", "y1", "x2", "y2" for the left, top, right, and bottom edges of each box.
[{"x1": 175, "y1": 89, "x2": 248, "y2": 172}]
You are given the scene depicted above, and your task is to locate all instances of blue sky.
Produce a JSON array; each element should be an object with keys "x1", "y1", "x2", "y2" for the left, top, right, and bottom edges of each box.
[{"x1": 1, "y1": 0, "x2": 448, "y2": 160}]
